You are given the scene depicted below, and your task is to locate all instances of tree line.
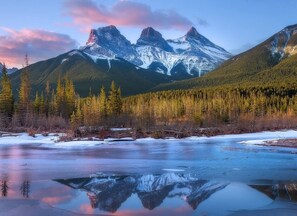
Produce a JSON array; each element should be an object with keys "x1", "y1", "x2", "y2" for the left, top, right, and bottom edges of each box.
[
  {"x1": 0, "y1": 63, "x2": 122, "y2": 132},
  {"x1": 2, "y1": 62, "x2": 297, "y2": 135}
]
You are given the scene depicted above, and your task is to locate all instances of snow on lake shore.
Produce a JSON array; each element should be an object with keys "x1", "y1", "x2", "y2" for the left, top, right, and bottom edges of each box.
[{"x1": 0, "y1": 130, "x2": 297, "y2": 148}]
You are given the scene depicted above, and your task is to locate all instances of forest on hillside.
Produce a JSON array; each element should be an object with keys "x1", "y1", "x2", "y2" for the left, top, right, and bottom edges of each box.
[{"x1": 1, "y1": 61, "x2": 297, "y2": 138}]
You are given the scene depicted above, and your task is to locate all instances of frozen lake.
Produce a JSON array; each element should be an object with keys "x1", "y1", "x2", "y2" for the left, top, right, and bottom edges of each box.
[{"x1": 0, "y1": 131, "x2": 297, "y2": 215}]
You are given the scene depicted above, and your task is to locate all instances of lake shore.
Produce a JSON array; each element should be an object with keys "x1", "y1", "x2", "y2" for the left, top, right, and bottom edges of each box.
[
  {"x1": 259, "y1": 139, "x2": 297, "y2": 148},
  {"x1": 2, "y1": 129, "x2": 297, "y2": 149},
  {"x1": 3, "y1": 123, "x2": 297, "y2": 142}
]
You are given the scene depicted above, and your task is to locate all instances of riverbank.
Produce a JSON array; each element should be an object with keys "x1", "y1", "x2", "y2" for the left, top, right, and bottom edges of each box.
[
  {"x1": 260, "y1": 139, "x2": 297, "y2": 148},
  {"x1": 1, "y1": 129, "x2": 297, "y2": 149}
]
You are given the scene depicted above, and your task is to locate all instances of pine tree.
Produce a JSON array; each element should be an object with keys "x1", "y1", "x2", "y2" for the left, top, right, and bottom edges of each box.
[
  {"x1": 70, "y1": 102, "x2": 82, "y2": 129},
  {"x1": 117, "y1": 87, "x2": 122, "y2": 114},
  {"x1": 99, "y1": 86, "x2": 107, "y2": 117},
  {"x1": 44, "y1": 81, "x2": 50, "y2": 117},
  {"x1": 33, "y1": 92, "x2": 40, "y2": 113},
  {"x1": 65, "y1": 78, "x2": 75, "y2": 118},
  {"x1": 55, "y1": 76, "x2": 75, "y2": 119},
  {"x1": 0, "y1": 64, "x2": 14, "y2": 127},
  {"x1": 39, "y1": 92, "x2": 45, "y2": 115},
  {"x1": 108, "y1": 81, "x2": 122, "y2": 115},
  {"x1": 18, "y1": 55, "x2": 31, "y2": 126},
  {"x1": 56, "y1": 76, "x2": 64, "y2": 116}
]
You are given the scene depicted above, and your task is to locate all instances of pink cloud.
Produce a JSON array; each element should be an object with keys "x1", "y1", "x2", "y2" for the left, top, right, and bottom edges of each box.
[
  {"x1": 64, "y1": 0, "x2": 193, "y2": 32},
  {"x1": 0, "y1": 28, "x2": 78, "y2": 67}
]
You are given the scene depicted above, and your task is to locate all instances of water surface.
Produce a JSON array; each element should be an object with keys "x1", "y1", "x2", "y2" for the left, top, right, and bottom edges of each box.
[{"x1": 0, "y1": 133, "x2": 297, "y2": 215}]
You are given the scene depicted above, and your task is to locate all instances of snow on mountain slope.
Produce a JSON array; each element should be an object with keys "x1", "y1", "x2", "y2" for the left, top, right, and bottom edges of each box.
[
  {"x1": 136, "y1": 27, "x2": 173, "y2": 52},
  {"x1": 81, "y1": 25, "x2": 141, "y2": 65},
  {"x1": 80, "y1": 25, "x2": 232, "y2": 79},
  {"x1": 270, "y1": 24, "x2": 297, "y2": 59},
  {"x1": 166, "y1": 27, "x2": 231, "y2": 76}
]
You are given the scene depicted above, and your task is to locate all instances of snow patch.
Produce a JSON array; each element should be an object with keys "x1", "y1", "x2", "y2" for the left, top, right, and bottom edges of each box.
[
  {"x1": 107, "y1": 58, "x2": 111, "y2": 72},
  {"x1": 61, "y1": 58, "x2": 69, "y2": 64},
  {"x1": 239, "y1": 139, "x2": 276, "y2": 145},
  {"x1": 0, "y1": 133, "x2": 60, "y2": 145},
  {"x1": 68, "y1": 50, "x2": 85, "y2": 58},
  {"x1": 110, "y1": 128, "x2": 132, "y2": 131}
]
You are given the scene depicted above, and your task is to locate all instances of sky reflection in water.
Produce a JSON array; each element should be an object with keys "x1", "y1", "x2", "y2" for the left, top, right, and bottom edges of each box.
[
  {"x1": 1, "y1": 134, "x2": 297, "y2": 215},
  {"x1": 1, "y1": 173, "x2": 297, "y2": 215}
]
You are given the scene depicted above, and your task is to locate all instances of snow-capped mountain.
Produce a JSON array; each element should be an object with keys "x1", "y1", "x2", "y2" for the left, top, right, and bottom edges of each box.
[
  {"x1": 136, "y1": 27, "x2": 173, "y2": 52},
  {"x1": 0, "y1": 63, "x2": 18, "y2": 74},
  {"x1": 167, "y1": 27, "x2": 232, "y2": 76},
  {"x1": 82, "y1": 25, "x2": 141, "y2": 65},
  {"x1": 81, "y1": 25, "x2": 232, "y2": 79}
]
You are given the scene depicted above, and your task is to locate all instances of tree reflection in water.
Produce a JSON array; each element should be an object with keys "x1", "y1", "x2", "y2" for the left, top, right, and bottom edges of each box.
[
  {"x1": 20, "y1": 180, "x2": 30, "y2": 198},
  {"x1": 1, "y1": 179, "x2": 8, "y2": 197}
]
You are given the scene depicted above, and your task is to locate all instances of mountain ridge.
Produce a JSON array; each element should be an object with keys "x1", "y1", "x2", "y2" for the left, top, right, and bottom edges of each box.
[
  {"x1": 151, "y1": 23, "x2": 297, "y2": 91},
  {"x1": 81, "y1": 25, "x2": 232, "y2": 79},
  {"x1": 0, "y1": 63, "x2": 18, "y2": 74}
]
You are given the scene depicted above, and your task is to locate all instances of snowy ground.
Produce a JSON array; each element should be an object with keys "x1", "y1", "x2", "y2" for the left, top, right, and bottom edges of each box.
[{"x1": 1, "y1": 130, "x2": 297, "y2": 148}]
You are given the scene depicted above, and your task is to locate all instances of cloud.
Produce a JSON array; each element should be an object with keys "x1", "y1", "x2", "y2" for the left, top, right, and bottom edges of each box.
[
  {"x1": 64, "y1": 0, "x2": 193, "y2": 32},
  {"x1": 0, "y1": 28, "x2": 78, "y2": 67}
]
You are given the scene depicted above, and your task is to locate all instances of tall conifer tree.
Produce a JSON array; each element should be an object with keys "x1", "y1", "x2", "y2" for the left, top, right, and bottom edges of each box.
[{"x1": 0, "y1": 64, "x2": 14, "y2": 127}]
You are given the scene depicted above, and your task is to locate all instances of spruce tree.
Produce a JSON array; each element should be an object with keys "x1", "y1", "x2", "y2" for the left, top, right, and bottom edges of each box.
[
  {"x1": 56, "y1": 76, "x2": 64, "y2": 116},
  {"x1": 44, "y1": 81, "x2": 50, "y2": 117},
  {"x1": 108, "y1": 81, "x2": 122, "y2": 115},
  {"x1": 18, "y1": 55, "x2": 31, "y2": 126},
  {"x1": 65, "y1": 78, "x2": 75, "y2": 118},
  {"x1": 0, "y1": 64, "x2": 14, "y2": 127},
  {"x1": 39, "y1": 92, "x2": 45, "y2": 115},
  {"x1": 99, "y1": 86, "x2": 107, "y2": 117},
  {"x1": 33, "y1": 92, "x2": 40, "y2": 113}
]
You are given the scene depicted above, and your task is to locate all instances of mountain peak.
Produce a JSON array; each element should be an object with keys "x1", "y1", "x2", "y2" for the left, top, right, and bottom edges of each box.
[
  {"x1": 137, "y1": 27, "x2": 173, "y2": 52},
  {"x1": 86, "y1": 29, "x2": 97, "y2": 45},
  {"x1": 83, "y1": 25, "x2": 231, "y2": 78},
  {"x1": 186, "y1": 27, "x2": 200, "y2": 38},
  {"x1": 140, "y1": 27, "x2": 162, "y2": 39},
  {"x1": 284, "y1": 23, "x2": 297, "y2": 31},
  {"x1": 86, "y1": 25, "x2": 122, "y2": 45}
]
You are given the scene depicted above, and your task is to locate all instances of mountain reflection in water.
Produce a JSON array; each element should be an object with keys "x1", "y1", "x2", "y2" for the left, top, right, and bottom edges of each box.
[{"x1": 54, "y1": 173, "x2": 297, "y2": 214}]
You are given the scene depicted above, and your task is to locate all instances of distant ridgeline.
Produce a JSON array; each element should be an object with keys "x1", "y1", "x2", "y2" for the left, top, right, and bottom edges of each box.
[{"x1": 153, "y1": 24, "x2": 297, "y2": 91}]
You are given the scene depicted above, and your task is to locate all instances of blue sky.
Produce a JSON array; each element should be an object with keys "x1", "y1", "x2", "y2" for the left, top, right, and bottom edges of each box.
[{"x1": 0, "y1": 0, "x2": 296, "y2": 67}]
